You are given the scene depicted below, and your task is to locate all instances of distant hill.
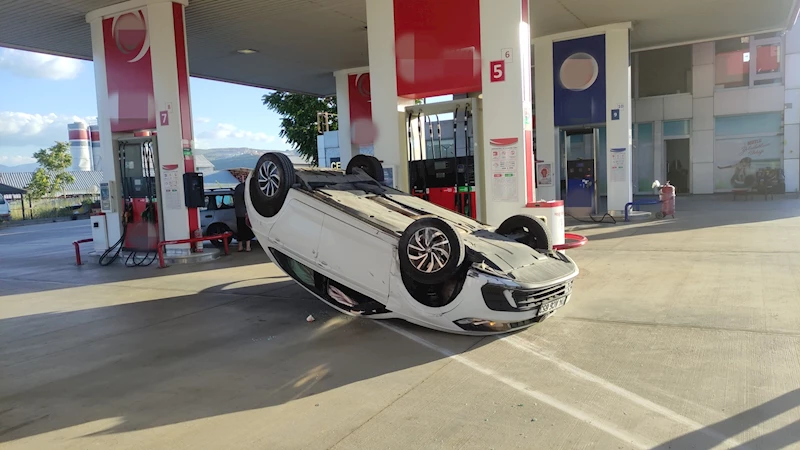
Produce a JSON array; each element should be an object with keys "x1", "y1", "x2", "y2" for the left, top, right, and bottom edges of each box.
[
  {"x1": 196, "y1": 148, "x2": 311, "y2": 169},
  {"x1": 0, "y1": 163, "x2": 39, "y2": 172}
]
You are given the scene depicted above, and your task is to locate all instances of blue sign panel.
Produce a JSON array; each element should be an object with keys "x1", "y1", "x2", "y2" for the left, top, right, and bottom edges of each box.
[{"x1": 553, "y1": 34, "x2": 606, "y2": 127}]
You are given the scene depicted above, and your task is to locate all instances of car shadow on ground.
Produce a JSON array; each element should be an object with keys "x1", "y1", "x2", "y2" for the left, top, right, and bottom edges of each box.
[
  {"x1": 652, "y1": 388, "x2": 800, "y2": 450},
  {"x1": 0, "y1": 242, "x2": 272, "y2": 298},
  {"x1": 0, "y1": 279, "x2": 482, "y2": 443}
]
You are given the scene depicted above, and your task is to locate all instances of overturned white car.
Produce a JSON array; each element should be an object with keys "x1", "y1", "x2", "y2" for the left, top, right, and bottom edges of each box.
[{"x1": 245, "y1": 152, "x2": 579, "y2": 335}]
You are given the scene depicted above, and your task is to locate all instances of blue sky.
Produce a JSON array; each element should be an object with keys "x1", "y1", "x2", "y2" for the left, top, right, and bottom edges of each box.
[{"x1": 0, "y1": 47, "x2": 289, "y2": 167}]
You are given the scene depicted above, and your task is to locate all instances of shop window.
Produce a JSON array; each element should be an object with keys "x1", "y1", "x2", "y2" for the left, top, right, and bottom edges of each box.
[
  {"x1": 713, "y1": 113, "x2": 784, "y2": 193},
  {"x1": 634, "y1": 123, "x2": 655, "y2": 192},
  {"x1": 715, "y1": 112, "x2": 782, "y2": 137},
  {"x1": 715, "y1": 35, "x2": 782, "y2": 89},
  {"x1": 664, "y1": 120, "x2": 690, "y2": 137},
  {"x1": 637, "y1": 46, "x2": 692, "y2": 97}
]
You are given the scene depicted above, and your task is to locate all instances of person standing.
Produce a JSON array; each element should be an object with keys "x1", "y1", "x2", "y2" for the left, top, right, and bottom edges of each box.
[{"x1": 233, "y1": 182, "x2": 254, "y2": 252}]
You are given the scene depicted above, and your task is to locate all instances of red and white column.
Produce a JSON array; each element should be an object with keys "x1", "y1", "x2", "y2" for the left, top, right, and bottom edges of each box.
[
  {"x1": 333, "y1": 66, "x2": 374, "y2": 170},
  {"x1": 365, "y1": 0, "x2": 535, "y2": 224},
  {"x1": 479, "y1": 0, "x2": 536, "y2": 225},
  {"x1": 87, "y1": 0, "x2": 197, "y2": 252}
]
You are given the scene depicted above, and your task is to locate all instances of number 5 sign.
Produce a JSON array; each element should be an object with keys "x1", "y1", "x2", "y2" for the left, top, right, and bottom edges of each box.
[{"x1": 490, "y1": 60, "x2": 505, "y2": 83}]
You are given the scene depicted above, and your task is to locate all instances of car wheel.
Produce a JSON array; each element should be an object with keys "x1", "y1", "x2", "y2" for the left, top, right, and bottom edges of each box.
[
  {"x1": 346, "y1": 154, "x2": 384, "y2": 182},
  {"x1": 206, "y1": 223, "x2": 233, "y2": 248},
  {"x1": 496, "y1": 214, "x2": 552, "y2": 252},
  {"x1": 399, "y1": 216, "x2": 464, "y2": 285},
  {"x1": 249, "y1": 152, "x2": 296, "y2": 218}
]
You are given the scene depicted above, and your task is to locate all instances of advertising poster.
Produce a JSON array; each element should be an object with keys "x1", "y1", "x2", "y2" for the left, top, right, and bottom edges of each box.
[
  {"x1": 610, "y1": 148, "x2": 626, "y2": 183},
  {"x1": 537, "y1": 162, "x2": 553, "y2": 187},
  {"x1": 161, "y1": 164, "x2": 182, "y2": 210},
  {"x1": 713, "y1": 136, "x2": 783, "y2": 192},
  {"x1": 490, "y1": 138, "x2": 519, "y2": 202}
]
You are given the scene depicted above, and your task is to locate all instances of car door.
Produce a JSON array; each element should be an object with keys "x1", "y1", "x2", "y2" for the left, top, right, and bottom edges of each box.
[
  {"x1": 316, "y1": 214, "x2": 392, "y2": 300},
  {"x1": 216, "y1": 194, "x2": 237, "y2": 232},
  {"x1": 268, "y1": 197, "x2": 324, "y2": 267},
  {"x1": 200, "y1": 195, "x2": 215, "y2": 231}
]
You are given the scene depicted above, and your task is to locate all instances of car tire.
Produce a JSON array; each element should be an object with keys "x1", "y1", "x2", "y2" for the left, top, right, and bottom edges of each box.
[
  {"x1": 206, "y1": 223, "x2": 233, "y2": 248},
  {"x1": 346, "y1": 154, "x2": 384, "y2": 182},
  {"x1": 399, "y1": 216, "x2": 464, "y2": 285},
  {"x1": 249, "y1": 152, "x2": 296, "y2": 218},
  {"x1": 496, "y1": 214, "x2": 553, "y2": 252}
]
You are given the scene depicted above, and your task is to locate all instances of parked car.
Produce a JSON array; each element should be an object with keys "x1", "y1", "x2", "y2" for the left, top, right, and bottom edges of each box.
[
  {"x1": 0, "y1": 197, "x2": 10, "y2": 221},
  {"x1": 244, "y1": 153, "x2": 579, "y2": 335},
  {"x1": 200, "y1": 188, "x2": 237, "y2": 247}
]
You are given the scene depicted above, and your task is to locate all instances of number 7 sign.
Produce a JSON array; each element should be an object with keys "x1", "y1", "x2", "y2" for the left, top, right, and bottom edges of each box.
[
  {"x1": 159, "y1": 110, "x2": 169, "y2": 126},
  {"x1": 490, "y1": 60, "x2": 505, "y2": 83}
]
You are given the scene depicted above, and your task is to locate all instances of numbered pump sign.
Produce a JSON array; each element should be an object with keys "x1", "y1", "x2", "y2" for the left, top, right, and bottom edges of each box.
[{"x1": 490, "y1": 60, "x2": 505, "y2": 83}]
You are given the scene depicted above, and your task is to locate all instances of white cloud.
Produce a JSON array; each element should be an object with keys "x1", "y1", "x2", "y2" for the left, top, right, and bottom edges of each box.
[
  {"x1": 0, "y1": 154, "x2": 36, "y2": 165},
  {"x1": 198, "y1": 122, "x2": 277, "y2": 143},
  {"x1": 195, "y1": 117, "x2": 212, "y2": 124},
  {"x1": 0, "y1": 48, "x2": 83, "y2": 80},
  {"x1": 0, "y1": 111, "x2": 95, "y2": 148}
]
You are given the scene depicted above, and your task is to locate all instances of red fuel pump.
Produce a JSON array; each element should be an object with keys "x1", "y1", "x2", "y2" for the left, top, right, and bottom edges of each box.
[
  {"x1": 407, "y1": 101, "x2": 477, "y2": 219},
  {"x1": 120, "y1": 138, "x2": 160, "y2": 252}
]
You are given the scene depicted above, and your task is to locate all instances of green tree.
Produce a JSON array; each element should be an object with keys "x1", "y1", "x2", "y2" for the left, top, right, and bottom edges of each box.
[
  {"x1": 262, "y1": 92, "x2": 337, "y2": 166},
  {"x1": 26, "y1": 141, "x2": 75, "y2": 199},
  {"x1": 26, "y1": 169, "x2": 51, "y2": 200}
]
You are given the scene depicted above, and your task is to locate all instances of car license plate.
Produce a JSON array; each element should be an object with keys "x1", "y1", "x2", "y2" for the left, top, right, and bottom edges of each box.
[{"x1": 539, "y1": 297, "x2": 566, "y2": 315}]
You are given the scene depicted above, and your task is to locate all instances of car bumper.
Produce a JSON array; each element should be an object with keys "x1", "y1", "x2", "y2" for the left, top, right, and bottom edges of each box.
[{"x1": 392, "y1": 267, "x2": 577, "y2": 335}]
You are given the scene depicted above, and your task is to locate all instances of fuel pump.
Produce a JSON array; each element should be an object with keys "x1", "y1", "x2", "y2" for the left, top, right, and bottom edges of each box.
[
  {"x1": 565, "y1": 159, "x2": 595, "y2": 217},
  {"x1": 120, "y1": 137, "x2": 159, "y2": 252},
  {"x1": 563, "y1": 129, "x2": 600, "y2": 218},
  {"x1": 405, "y1": 98, "x2": 480, "y2": 220},
  {"x1": 99, "y1": 135, "x2": 161, "y2": 266}
]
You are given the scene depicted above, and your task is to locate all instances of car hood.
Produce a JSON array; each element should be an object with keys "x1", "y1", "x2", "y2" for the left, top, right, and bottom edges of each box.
[{"x1": 460, "y1": 229, "x2": 577, "y2": 285}]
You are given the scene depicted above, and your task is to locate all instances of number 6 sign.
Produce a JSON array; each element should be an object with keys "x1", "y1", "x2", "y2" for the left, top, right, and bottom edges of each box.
[{"x1": 490, "y1": 60, "x2": 505, "y2": 83}]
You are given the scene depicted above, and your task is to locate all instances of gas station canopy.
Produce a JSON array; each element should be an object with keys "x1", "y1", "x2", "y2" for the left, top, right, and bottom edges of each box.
[{"x1": 1, "y1": 0, "x2": 796, "y2": 96}]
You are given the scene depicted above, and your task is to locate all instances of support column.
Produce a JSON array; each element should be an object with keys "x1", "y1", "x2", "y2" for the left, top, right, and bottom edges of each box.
[
  {"x1": 784, "y1": 26, "x2": 800, "y2": 193},
  {"x1": 533, "y1": 38, "x2": 557, "y2": 201},
  {"x1": 479, "y1": 0, "x2": 535, "y2": 225},
  {"x1": 366, "y1": 0, "x2": 414, "y2": 191},
  {"x1": 534, "y1": 23, "x2": 633, "y2": 212},
  {"x1": 691, "y1": 41, "x2": 716, "y2": 194},
  {"x1": 605, "y1": 28, "x2": 633, "y2": 213},
  {"x1": 87, "y1": 0, "x2": 197, "y2": 252},
  {"x1": 333, "y1": 66, "x2": 372, "y2": 170},
  {"x1": 333, "y1": 70, "x2": 354, "y2": 168},
  {"x1": 89, "y1": 15, "x2": 122, "y2": 245}
]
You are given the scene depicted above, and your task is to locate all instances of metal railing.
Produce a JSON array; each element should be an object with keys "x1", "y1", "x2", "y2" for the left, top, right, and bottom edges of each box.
[
  {"x1": 73, "y1": 238, "x2": 94, "y2": 265},
  {"x1": 553, "y1": 233, "x2": 588, "y2": 251}
]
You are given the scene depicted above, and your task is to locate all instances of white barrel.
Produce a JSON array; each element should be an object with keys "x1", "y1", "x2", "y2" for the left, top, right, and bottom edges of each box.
[
  {"x1": 67, "y1": 122, "x2": 92, "y2": 171},
  {"x1": 522, "y1": 200, "x2": 565, "y2": 247}
]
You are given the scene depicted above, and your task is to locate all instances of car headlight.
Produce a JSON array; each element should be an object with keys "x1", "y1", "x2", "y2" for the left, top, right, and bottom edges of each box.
[{"x1": 454, "y1": 317, "x2": 538, "y2": 332}]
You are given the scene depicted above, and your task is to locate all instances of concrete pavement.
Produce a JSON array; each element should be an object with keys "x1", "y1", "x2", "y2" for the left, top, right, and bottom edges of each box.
[{"x1": 1, "y1": 199, "x2": 799, "y2": 449}]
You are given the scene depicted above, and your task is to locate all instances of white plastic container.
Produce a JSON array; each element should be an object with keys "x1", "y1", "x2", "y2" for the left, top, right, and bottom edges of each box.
[
  {"x1": 91, "y1": 214, "x2": 109, "y2": 252},
  {"x1": 522, "y1": 200, "x2": 565, "y2": 247}
]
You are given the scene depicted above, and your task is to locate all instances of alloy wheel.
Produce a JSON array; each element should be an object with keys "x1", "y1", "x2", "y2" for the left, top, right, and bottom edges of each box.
[
  {"x1": 406, "y1": 227, "x2": 451, "y2": 273},
  {"x1": 258, "y1": 160, "x2": 280, "y2": 197}
]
